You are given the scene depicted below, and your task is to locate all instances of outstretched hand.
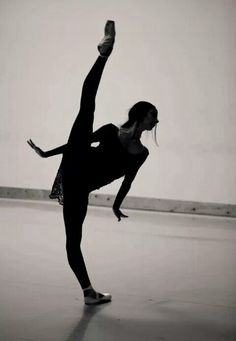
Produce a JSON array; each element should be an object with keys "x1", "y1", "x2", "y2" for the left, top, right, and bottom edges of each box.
[
  {"x1": 27, "y1": 139, "x2": 46, "y2": 158},
  {"x1": 113, "y1": 207, "x2": 129, "y2": 222}
]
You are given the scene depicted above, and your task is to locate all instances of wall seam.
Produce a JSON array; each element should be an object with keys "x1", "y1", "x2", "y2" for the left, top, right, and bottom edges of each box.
[{"x1": 0, "y1": 186, "x2": 235, "y2": 218}]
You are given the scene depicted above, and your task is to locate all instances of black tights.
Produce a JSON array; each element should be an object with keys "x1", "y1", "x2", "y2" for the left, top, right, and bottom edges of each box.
[{"x1": 61, "y1": 56, "x2": 108, "y2": 289}]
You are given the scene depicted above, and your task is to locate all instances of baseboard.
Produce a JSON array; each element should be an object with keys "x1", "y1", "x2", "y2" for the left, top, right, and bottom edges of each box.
[{"x1": 0, "y1": 186, "x2": 235, "y2": 218}]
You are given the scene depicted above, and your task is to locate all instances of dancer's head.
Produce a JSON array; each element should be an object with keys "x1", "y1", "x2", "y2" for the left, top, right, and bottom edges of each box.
[{"x1": 121, "y1": 101, "x2": 159, "y2": 144}]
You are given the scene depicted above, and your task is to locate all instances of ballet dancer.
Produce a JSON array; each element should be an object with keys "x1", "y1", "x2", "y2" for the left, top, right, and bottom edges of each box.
[{"x1": 27, "y1": 20, "x2": 159, "y2": 305}]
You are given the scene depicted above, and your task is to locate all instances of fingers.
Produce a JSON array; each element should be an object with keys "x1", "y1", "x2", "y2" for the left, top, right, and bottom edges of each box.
[
  {"x1": 117, "y1": 215, "x2": 128, "y2": 222},
  {"x1": 27, "y1": 139, "x2": 36, "y2": 149},
  {"x1": 113, "y1": 209, "x2": 129, "y2": 222},
  {"x1": 120, "y1": 213, "x2": 128, "y2": 218},
  {"x1": 30, "y1": 139, "x2": 36, "y2": 148},
  {"x1": 27, "y1": 139, "x2": 44, "y2": 157}
]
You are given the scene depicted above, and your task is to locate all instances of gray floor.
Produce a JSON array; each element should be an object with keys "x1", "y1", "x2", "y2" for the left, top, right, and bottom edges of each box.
[{"x1": 0, "y1": 199, "x2": 235, "y2": 341}]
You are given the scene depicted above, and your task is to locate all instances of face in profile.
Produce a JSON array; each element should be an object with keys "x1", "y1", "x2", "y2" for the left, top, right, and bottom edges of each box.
[{"x1": 141, "y1": 109, "x2": 159, "y2": 131}]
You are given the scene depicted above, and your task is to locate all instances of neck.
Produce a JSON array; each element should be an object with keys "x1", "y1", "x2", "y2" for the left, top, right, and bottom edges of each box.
[
  {"x1": 133, "y1": 126, "x2": 143, "y2": 140},
  {"x1": 119, "y1": 123, "x2": 143, "y2": 141}
]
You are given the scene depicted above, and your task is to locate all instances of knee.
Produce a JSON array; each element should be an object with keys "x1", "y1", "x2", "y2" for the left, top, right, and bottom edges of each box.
[{"x1": 66, "y1": 238, "x2": 82, "y2": 260}]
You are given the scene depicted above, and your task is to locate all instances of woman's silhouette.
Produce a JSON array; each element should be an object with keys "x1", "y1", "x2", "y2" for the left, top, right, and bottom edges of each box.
[{"x1": 28, "y1": 20, "x2": 159, "y2": 305}]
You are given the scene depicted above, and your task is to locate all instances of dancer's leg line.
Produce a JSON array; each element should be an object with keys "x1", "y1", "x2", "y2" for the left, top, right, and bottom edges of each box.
[{"x1": 67, "y1": 56, "x2": 108, "y2": 153}]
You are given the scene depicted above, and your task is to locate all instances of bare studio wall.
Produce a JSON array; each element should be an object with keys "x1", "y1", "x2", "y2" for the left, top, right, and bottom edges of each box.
[{"x1": 1, "y1": 0, "x2": 235, "y2": 204}]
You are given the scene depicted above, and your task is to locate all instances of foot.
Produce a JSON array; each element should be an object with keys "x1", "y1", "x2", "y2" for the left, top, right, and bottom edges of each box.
[
  {"x1": 84, "y1": 288, "x2": 112, "y2": 305},
  {"x1": 98, "y1": 20, "x2": 115, "y2": 57}
]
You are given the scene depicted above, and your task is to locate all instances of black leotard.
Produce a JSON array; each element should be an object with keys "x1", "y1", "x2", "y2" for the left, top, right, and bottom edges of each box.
[{"x1": 49, "y1": 123, "x2": 149, "y2": 205}]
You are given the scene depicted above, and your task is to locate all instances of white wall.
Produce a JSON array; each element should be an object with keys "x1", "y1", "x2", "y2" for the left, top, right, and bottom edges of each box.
[{"x1": 0, "y1": 0, "x2": 235, "y2": 204}]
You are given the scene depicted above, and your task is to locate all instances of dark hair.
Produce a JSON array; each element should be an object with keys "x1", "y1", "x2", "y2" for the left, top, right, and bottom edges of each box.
[
  {"x1": 121, "y1": 101, "x2": 157, "y2": 128},
  {"x1": 121, "y1": 101, "x2": 159, "y2": 146}
]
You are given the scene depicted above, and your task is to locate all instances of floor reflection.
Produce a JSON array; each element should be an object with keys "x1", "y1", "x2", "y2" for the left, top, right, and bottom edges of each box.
[{"x1": 66, "y1": 303, "x2": 111, "y2": 341}]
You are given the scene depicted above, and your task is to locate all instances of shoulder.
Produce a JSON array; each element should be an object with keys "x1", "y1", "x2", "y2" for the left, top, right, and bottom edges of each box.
[
  {"x1": 138, "y1": 146, "x2": 149, "y2": 164},
  {"x1": 109, "y1": 123, "x2": 119, "y2": 132},
  {"x1": 99, "y1": 123, "x2": 118, "y2": 133},
  {"x1": 141, "y1": 146, "x2": 149, "y2": 160},
  {"x1": 134, "y1": 146, "x2": 149, "y2": 166},
  {"x1": 143, "y1": 146, "x2": 149, "y2": 156},
  {"x1": 101, "y1": 123, "x2": 117, "y2": 129}
]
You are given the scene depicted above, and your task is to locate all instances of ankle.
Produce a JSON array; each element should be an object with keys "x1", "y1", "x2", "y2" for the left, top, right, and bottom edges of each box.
[
  {"x1": 83, "y1": 285, "x2": 93, "y2": 291},
  {"x1": 83, "y1": 285, "x2": 95, "y2": 297},
  {"x1": 99, "y1": 54, "x2": 109, "y2": 59}
]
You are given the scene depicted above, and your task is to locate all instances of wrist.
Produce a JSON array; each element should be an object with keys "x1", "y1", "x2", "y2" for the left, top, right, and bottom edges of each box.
[{"x1": 113, "y1": 204, "x2": 119, "y2": 210}]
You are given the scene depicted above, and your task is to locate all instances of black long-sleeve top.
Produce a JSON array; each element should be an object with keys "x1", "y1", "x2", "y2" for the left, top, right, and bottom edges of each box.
[{"x1": 48, "y1": 124, "x2": 149, "y2": 207}]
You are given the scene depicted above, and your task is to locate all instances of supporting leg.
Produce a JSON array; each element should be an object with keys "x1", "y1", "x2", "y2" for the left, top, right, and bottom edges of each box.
[
  {"x1": 63, "y1": 191, "x2": 91, "y2": 289},
  {"x1": 63, "y1": 190, "x2": 112, "y2": 304}
]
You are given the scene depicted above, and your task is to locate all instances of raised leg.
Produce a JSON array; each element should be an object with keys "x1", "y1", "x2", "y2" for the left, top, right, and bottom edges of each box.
[
  {"x1": 66, "y1": 56, "x2": 108, "y2": 155},
  {"x1": 66, "y1": 20, "x2": 115, "y2": 156}
]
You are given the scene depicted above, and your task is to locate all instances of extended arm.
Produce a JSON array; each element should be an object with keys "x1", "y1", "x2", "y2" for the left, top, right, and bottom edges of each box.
[
  {"x1": 27, "y1": 124, "x2": 112, "y2": 158},
  {"x1": 27, "y1": 139, "x2": 66, "y2": 158},
  {"x1": 44, "y1": 144, "x2": 66, "y2": 157},
  {"x1": 112, "y1": 176, "x2": 133, "y2": 221},
  {"x1": 113, "y1": 149, "x2": 149, "y2": 221}
]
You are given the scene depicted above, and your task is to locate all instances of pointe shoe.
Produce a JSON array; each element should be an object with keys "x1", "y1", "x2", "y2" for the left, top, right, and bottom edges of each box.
[
  {"x1": 84, "y1": 291, "x2": 112, "y2": 305},
  {"x1": 98, "y1": 20, "x2": 116, "y2": 57}
]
